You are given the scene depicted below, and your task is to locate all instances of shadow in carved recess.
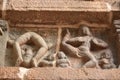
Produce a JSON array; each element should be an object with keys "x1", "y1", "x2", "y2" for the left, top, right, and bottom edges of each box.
[{"x1": 60, "y1": 26, "x2": 116, "y2": 69}]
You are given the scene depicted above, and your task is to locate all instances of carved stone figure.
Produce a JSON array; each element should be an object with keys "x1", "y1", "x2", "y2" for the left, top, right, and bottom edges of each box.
[
  {"x1": 98, "y1": 49, "x2": 116, "y2": 69},
  {"x1": 61, "y1": 26, "x2": 115, "y2": 69},
  {"x1": 13, "y1": 32, "x2": 48, "y2": 68},
  {"x1": 38, "y1": 53, "x2": 55, "y2": 67},
  {"x1": 83, "y1": 49, "x2": 116, "y2": 69},
  {"x1": 56, "y1": 51, "x2": 71, "y2": 68}
]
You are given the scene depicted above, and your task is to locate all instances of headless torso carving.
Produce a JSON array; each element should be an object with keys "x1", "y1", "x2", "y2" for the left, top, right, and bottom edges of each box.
[{"x1": 61, "y1": 26, "x2": 116, "y2": 69}]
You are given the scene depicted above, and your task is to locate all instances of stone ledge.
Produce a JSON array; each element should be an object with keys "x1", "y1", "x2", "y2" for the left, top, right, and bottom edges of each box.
[
  {"x1": 7, "y1": 0, "x2": 110, "y2": 12},
  {"x1": 94, "y1": 0, "x2": 120, "y2": 11},
  {"x1": 26, "y1": 68, "x2": 120, "y2": 80},
  {"x1": 6, "y1": 11, "x2": 111, "y2": 27},
  {"x1": 0, "y1": 67, "x2": 20, "y2": 80},
  {"x1": 0, "y1": 0, "x2": 113, "y2": 26},
  {"x1": 1, "y1": 0, "x2": 120, "y2": 11},
  {"x1": 0, "y1": 67, "x2": 120, "y2": 80}
]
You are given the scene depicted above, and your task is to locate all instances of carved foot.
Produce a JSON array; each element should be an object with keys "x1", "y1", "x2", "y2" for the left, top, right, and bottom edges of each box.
[
  {"x1": 83, "y1": 60, "x2": 101, "y2": 69},
  {"x1": 96, "y1": 64, "x2": 101, "y2": 69},
  {"x1": 93, "y1": 59, "x2": 101, "y2": 69}
]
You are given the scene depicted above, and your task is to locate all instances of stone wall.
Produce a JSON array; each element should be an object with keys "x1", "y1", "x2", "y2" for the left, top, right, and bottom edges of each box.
[
  {"x1": 0, "y1": 0, "x2": 120, "y2": 80},
  {"x1": 0, "y1": 67, "x2": 120, "y2": 80}
]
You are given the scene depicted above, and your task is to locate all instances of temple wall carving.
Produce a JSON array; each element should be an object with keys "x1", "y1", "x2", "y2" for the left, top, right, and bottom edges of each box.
[
  {"x1": 3, "y1": 21, "x2": 118, "y2": 69},
  {"x1": 0, "y1": 0, "x2": 119, "y2": 80}
]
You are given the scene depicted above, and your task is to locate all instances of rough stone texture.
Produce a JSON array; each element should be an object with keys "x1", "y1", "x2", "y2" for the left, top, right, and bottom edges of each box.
[
  {"x1": 0, "y1": 0, "x2": 120, "y2": 28},
  {"x1": 26, "y1": 68, "x2": 87, "y2": 80},
  {"x1": 24, "y1": 68, "x2": 120, "y2": 80},
  {"x1": 93, "y1": 0, "x2": 120, "y2": 11},
  {"x1": 1, "y1": 67, "x2": 120, "y2": 80},
  {"x1": 0, "y1": 0, "x2": 119, "y2": 24},
  {"x1": 6, "y1": 11, "x2": 111, "y2": 28},
  {"x1": 84, "y1": 68, "x2": 120, "y2": 80},
  {"x1": 0, "y1": 0, "x2": 111, "y2": 28},
  {"x1": 2, "y1": 67, "x2": 120, "y2": 80},
  {"x1": 7, "y1": 0, "x2": 110, "y2": 11},
  {"x1": 6, "y1": 0, "x2": 120, "y2": 11},
  {"x1": 0, "y1": 67, "x2": 20, "y2": 80},
  {"x1": 0, "y1": 0, "x2": 119, "y2": 80}
]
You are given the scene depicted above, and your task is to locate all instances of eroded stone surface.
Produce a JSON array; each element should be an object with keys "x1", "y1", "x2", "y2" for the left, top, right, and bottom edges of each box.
[
  {"x1": 0, "y1": 67, "x2": 20, "y2": 80},
  {"x1": 94, "y1": 0, "x2": 120, "y2": 11},
  {"x1": 0, "y1": 0, "x2": 119, "y2": 80},
  {"x1": 0, "y1": 0, "x2": 118, "y2": 68},
  {"x1": 7, "y1": 0, "x2": 110, "y2": 11},
  {"x1": 0, "y1": 67, "x2": 120, "y2": 80},
  {"x1": 0, "y1": 0, "x2": 119, "y2": 24},
  {"x1": 2, "y1": 0, "x2": 111, "y2": 27},
  {"x1": 6, "y1": 11, "x2": 111, "y2": 28},
  {"x1": 1, "y1": 67, "x2": 120, "y2": 80},
  {"x1": 25, "y1": 68, "x2": 120, "y2": 80}
]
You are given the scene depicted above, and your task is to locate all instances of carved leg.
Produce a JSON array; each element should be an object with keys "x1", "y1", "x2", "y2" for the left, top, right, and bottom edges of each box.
[
  {"x1": 62, "y1": 42, "x2": 80, "y2": 57},
  {"x1": 83, "y1": 60, "x2": 101, "y2": 68},
  {"x1": 39, "y1": 60, "x2": 54, "y2": 67},
  {"x1": 84, "y1": 50, "x2": 99, "y2": 68},
  {"x1": 32, "y1": 47, "x2": 48, "y2": 67},
  {"x1": 83, "y1": 60, "x2": 96, "y2": 68},
  {"x1": 13, "y1": 42, "x2": 23, "y2": 66}
]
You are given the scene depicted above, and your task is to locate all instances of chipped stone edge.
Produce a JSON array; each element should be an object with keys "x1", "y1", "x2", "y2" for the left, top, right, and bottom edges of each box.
[
  {"x1": 17, "y1": 67, "x2": 29, "y2": 80},
  {"x1": 106, "y1": 3, "x2": 112, "y2": 11}
]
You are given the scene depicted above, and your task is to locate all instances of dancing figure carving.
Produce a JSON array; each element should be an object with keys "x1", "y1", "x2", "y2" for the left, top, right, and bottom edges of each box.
[{"x1": 61, "y1": 26, "x2": 115, "y2": 69}]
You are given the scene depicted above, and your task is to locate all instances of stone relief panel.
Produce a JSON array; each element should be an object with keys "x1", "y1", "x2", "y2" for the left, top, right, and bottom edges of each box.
[
  {"x1": 5, "y1": 28, "x2": 57, "y2": 68},
  {"x1": 60, "y1": 26, "x2": 117, "y2": 69},
  {"x1": 0, "y1": 20, "x2": 117, "y2": 69}
]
